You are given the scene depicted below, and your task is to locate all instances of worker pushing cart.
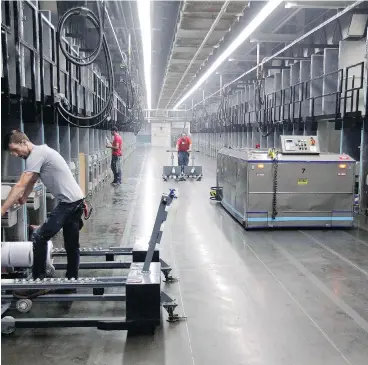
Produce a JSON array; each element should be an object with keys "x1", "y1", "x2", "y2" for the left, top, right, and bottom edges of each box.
[{"x1": 176, "y1": 132, "x2": 192, "y2": 173}]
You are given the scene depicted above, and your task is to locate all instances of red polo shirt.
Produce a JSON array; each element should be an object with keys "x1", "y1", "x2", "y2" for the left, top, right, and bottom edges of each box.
[
  {"x1": 112, "y1": 134, "x2": 122, "y2": 156},
  {"x1": 177, "y1": 136, "x2": 191, "y2": 152}
]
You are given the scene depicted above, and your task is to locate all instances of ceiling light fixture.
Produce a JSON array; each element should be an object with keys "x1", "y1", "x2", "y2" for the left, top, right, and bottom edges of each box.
[
  {"x1": 285, "y1": 1, "x2": 353, "y2": 9},
  {"x1": 137, "y1": 0, "x2": 151, "y2": 110},
  {"x1": 173, "y1": 0, "x2": 283, "y2": 110}
]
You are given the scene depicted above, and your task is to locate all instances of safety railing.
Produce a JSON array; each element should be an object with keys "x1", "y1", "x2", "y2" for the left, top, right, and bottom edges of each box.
[
  {"x1": 192, "y1": 64, "x2": 364, "y2": 134},
  {"x1": 341, "y1": 61, "x2": 365, "y2": 117},
  {"x1": 291, "y1": 81, "x2": 305, "y2": 121},
  {"x1": 282, "y1": 86, "x2": 292, "y2": 122},
  {"x1": 304, "y1": 68, "x2": 343, "y2": 120}
]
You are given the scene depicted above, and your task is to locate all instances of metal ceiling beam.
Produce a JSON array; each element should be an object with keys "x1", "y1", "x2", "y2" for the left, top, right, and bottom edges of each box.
[
  {"x1": 163, "y1": 1, "x2": 230, "y2": 109},
  {"x1": 170, "y1": 7, "x2": 302, "y2": 108}
]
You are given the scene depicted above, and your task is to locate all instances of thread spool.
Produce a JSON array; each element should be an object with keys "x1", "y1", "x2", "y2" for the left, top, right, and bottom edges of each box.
[{"x1": 1, "y1": 241, "x2": 53, "y2": 269}]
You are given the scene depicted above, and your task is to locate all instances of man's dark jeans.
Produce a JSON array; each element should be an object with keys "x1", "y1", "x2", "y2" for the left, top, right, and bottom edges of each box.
[
  {"x1": 178, "y1": 151, "x2": 189, "y2": 172},
  {"x1": 32, "y1": 200, "x2": 84, "y2": 280},
  {"x1": 111, "y1": 155, "x2": 122, "y2": 183}
]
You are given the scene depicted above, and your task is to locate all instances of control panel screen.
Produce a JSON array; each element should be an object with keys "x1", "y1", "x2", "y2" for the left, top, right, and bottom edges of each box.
[
  {"x1": 280, "y1": 135, "x2": 320, "y2": 154},
  {"x1": 284, "y1": 139, "x2": 296, "y2": 151}
]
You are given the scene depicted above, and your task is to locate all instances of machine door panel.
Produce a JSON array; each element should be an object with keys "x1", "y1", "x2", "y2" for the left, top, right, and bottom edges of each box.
[{"x1": 277, "y1": 163, "x2": 355, "y2": 193}]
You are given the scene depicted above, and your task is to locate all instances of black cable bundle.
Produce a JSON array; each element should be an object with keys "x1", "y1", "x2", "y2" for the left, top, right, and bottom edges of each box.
[
  {"x1": 254, "y1": 77, "x2": 277, "y2": 138},
  {"x1": 55, "y1": 1, "x2": 140, "y2": 131},
  {"x1": 216, "y1": 88, "x2": 231, "y2": 128}
]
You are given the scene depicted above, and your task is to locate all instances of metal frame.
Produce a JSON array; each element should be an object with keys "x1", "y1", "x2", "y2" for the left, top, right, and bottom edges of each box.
[{"x1": 1, "y1": 190, "x2": 182, "y2": 333}]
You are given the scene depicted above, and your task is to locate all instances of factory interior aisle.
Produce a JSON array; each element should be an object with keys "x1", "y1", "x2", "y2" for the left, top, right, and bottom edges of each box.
[{"x1": 2, "y1": 146, "x2": 368, "y2": 365}]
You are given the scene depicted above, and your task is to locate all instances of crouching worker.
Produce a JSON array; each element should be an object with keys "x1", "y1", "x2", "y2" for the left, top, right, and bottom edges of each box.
[
  {"x1": 1, "y1": 130, "x2": 85, "y2": 289},
  {"x1": 176, "y1": 132, "x2": 192, "y2": 173}
]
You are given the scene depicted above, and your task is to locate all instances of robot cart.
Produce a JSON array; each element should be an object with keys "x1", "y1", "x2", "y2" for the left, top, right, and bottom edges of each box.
[{"x1": 162, "y1": 150, "x2": 202, "y2": 181}]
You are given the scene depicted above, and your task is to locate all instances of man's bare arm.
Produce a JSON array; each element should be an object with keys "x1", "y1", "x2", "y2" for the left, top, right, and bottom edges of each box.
[
  {"x1": 1, "y1": 172, "x2": 39, "y2": 216},
  {"x1": 21, "y1": 175, "x2": 39, "y2": 202}
]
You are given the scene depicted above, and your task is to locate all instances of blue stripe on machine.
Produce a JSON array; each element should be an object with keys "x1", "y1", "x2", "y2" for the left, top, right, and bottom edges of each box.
[{"x1": 247, "y1": 216, "x2": 354, "y2": 222}]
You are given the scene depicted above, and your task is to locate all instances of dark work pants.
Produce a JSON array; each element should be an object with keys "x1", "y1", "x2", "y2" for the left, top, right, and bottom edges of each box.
[
  {"x1": 111, "y1": 155, "x2": 122, "y2": 183},
  {"x1": 32, "y1": 199, "x2": 84, "y2": 280},
  {"x1": 178, "y1": 151, "x2": 189, "y2": 172}
]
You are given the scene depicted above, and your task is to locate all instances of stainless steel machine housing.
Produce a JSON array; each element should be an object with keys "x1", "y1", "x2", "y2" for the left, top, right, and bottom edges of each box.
[{"x1": 217, "y1": 138, "x2": 356, "y2": 229}]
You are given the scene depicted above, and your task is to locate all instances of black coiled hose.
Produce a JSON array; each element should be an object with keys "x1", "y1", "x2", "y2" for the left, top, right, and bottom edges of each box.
[
  {"x1": 55, "y1": 2, "x2": 114, "y2": 127},
  {"x1": 58, "y1": 4, "x2": 104, "y2": 66},
  {"x1": 254, "y1": 78, "x2": 276, "y2": 138},
  {"x1": 216, "y1": 88, "x2": 231, "y2": 128}
]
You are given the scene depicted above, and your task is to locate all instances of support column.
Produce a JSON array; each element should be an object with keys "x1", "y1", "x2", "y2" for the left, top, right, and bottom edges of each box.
[
  {"x1": 360, "y1": 123, "x2": 368, "y2": 214},
  {"x1": 79, "y1": 128, "x2": 90, "y2": 195},
  {"x1": 310, "y1": 54, "x2": 323, "y2": 117},
  {"x1": 291, "y1": 62, "x2": 302, "y2": 135},
  {"x1": 44, "y1": 122, "x2": 60, "y2": 152},
  {"x1": 317, "y1": 48, "x2": 341, "y2": 153},
  {"x1": 265, "y1": 77, "x2": 274, "y2": 148},
  {"x1": 24, "y1": 118, "x2": 47, "y2": 225},
  {"x1": 300, "y1": 60, "x2": 311, "y2": 135},
  {"x1": 59, "y1": 125, "x2": 71, "y2": 164},
  {"x1": 274, "y1": 73, "x2": 282, "y2": 145}
]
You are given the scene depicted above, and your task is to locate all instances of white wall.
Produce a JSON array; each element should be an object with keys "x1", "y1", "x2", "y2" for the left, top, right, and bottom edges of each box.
[{"x1": 151, "y1": 122, "x2": 171, "y2": 147}]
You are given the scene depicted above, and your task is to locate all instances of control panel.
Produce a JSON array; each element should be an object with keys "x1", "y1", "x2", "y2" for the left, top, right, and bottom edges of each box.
[{"x1": 280, "y1": 135, "x2": 320, "y2": 155}]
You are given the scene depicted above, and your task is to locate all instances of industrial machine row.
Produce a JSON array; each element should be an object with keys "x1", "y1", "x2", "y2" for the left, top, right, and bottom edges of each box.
[
  {"x1": 191, "y1": 36, "x2": 367, "y2": 216},
  {"x1": 1, "y1": 189, "x2": 184, "y2": 335},
  {"x1": 212, "y1": 135, "x2": 356, "y2": 229}
]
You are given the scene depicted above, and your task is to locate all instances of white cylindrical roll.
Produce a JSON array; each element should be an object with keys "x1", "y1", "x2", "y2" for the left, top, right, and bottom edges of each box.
[
  {"x1": 2, "y1": 242, "x2": 33, "y2": 268},
  {"x1": 1, "y1": 241, "x2": 53, "y2": 269}
]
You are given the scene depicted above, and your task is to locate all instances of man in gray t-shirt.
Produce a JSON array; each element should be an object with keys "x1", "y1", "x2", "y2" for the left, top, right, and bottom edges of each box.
[{"x1": 2, "y1": 130, "x2": 85, "y2": 283}]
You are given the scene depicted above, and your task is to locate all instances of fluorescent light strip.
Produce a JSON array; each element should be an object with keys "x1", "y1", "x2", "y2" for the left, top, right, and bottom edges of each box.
[
  {"x1": 173, "y1": 0, "x2": 283, "y2": 110},
  {"x1": 137, "y1": 0, "x2": 152, "y2": 110}
]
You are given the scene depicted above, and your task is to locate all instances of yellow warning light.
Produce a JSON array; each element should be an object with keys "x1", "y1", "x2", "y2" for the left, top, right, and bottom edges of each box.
[
  {"x1": 257, "y1": 164, "x2": 264, "y2": 169},
  {"x1": 338, "y1": 164, "x2": 347, "y2": 169}
]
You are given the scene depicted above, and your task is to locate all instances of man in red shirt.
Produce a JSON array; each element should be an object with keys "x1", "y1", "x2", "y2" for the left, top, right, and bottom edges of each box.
[
  {"x1": 106, "y1": 126, "x2": 123, "y2": 185},
  {"x1": 176, "y1": 132, "x2": 192, "y2": 173}
]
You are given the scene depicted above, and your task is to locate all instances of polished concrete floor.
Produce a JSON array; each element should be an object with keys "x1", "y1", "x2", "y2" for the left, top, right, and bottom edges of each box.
[{"x1": 2, "y1": 145, "x2": 368, "y2": 365}]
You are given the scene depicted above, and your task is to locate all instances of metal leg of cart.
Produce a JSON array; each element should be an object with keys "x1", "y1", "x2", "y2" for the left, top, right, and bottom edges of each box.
[
  {"x1": 163, "y1": 150, "x2": 187, "y2": 181},
  {"x1": 183, "y1": 150, "x2": 203, "y2": 181}
]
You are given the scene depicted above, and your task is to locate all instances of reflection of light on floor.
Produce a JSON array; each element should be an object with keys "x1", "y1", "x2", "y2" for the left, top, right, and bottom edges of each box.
[
  {"x1": 186, "y1": 213, "x2": 228, "y2": 293},
  {"x1": 185, "y1": 201, "x2": 266, "y2": 360}
]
